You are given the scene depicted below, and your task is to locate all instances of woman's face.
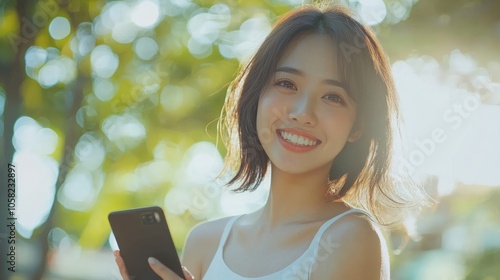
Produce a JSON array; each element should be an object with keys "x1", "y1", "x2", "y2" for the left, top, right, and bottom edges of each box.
[{"x1": 256, "y1": 34, "x2": 360, "y2": 176}]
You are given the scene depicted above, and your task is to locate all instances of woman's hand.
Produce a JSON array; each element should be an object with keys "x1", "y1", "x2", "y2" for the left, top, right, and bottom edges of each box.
[{"x1": 114, "y1": 250, "x2": 195, "y2": 280}]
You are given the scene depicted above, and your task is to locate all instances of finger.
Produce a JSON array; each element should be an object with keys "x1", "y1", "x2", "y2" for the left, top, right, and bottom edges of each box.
[
  {"x1": 148, "y1": 257, "x2": 183, "y2": 280},
  {"x1": 182, "y1": 266, "x2": 195, "y2": 280},
  {"x1": 114, "y1": 250, "x2": 130, "y2": 280}
]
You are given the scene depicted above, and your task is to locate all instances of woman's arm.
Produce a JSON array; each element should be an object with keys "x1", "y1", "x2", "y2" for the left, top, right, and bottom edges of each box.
[
  {"x1": 181, "y1": 216, "x2": 234, "y2": 279},
  {"x1": 180, "y1": 224, "x2": 205, "y2": 279}
]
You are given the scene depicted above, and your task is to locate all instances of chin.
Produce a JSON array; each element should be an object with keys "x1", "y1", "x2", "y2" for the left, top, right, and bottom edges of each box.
[{"x1": 270, "y1": 159, "x2": 330, "y2": 176}]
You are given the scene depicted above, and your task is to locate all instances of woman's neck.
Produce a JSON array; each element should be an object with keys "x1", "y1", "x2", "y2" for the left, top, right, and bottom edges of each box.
[{"x1": 250, "y1": 164, "x2": 348, "y2": 229}]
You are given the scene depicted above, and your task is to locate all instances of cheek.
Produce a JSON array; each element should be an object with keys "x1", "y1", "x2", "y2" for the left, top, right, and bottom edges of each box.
[
  {"x1": 256, "y1": 95, "x2": 273, "y2": 143},
  {"x1": 321, "y1": 110, "x2": 357, "y2": 138},
  {"x1": 257, "y1": 92, "x2": 288, "y2": 127},
  {"x1": 257, "y1": 92, "x2": 291, "y2": 145}
]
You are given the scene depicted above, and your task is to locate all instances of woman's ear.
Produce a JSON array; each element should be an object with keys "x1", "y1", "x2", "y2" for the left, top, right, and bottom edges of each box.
[
  {"x1": 347, "y1": 119, "x2": 364, "y2": 143},
  {"x1": 347, "y1": 130, "x2": 362, "y2": 143}
]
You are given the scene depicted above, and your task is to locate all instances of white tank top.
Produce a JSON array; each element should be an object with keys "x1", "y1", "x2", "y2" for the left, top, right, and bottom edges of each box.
[{"x1": 203, "y1": 208, "x2": 371, "y2": 280}]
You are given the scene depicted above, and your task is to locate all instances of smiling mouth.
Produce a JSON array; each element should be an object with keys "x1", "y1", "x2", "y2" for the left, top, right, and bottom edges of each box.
[{"x1": 277, "y1": 129, "x2": 321, "y2": 147}]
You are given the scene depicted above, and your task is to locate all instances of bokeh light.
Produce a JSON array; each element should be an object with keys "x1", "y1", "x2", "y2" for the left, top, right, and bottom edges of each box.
[
  {"x1": 13, "y1": 117, "x2": 59, "y2": 238},
  {"x1": 48, "y1": 17, "x2": 71, "y2": 40},
  {"x1": 164, "y1": 141, "x2": 224, "y2": 219},
  {"x1": 25, "y1": 47, "x2": 60, "y2": 83},
  {"x1": 57, "y1": 167, "x2": 104, "y2": 211},
  {"x1": 93, "y1": 77, "x2": 116, "y2": 101},
  {"x1": 101, "y1": 114, "x2": 146, "y2": 151},
  {"x1": 36, "y1": 56, "x2": 77, "y2": 88},
  {"x1": 130, "y1": 0, "x2": 161, "y2": 28},
  {"x1": 134, "y1": 37, "x2": 159, "y2": 60},
  {"x1": 219, "y1": 15, "x2": 272, "y2": 62},
  {"x1": 74, "y1": 132, "x2": 106, "y2": 170},
  {"x1": 25, "y1": 46, "x2": 48, "y2": 68},
  {"x1": 70, "y1": 22, "x2": 95, "y2": 57},
  {"x1": 0, "y1": 89, "x2": 6, "y2": 117},
  {"x1": 358, "y1": 0, "x2": 387, "y2": 26},
  {"x1": 90, "y1": 45, "x2": 119, "y2": 78}
]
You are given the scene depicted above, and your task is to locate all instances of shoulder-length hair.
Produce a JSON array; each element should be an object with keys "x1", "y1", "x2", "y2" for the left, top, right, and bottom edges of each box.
[{"x1": 219, "y1": 4, "x2": 424, "y2": 225}]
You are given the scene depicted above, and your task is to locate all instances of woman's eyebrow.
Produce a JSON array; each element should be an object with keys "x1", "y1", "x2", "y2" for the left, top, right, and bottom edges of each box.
[{"x1": 275, "y1": 66, "x2": 346, "y2": 89}]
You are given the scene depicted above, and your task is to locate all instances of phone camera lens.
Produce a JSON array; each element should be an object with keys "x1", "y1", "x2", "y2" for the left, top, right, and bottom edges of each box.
[{"x1": 141, "y1": 213, "x2": 158, "y2": 225}]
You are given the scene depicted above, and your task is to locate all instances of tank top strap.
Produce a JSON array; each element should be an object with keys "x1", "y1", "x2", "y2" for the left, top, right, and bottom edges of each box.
[
  {"x1": 217, "y1": 215, "x2": 242, "y2": 250},
  {"x1": 307, "y1": 208, "x2": 374, "y2": 252}
]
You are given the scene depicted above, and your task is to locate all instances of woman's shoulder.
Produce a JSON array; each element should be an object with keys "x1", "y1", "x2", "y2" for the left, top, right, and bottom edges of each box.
[
  {"x1": 181, "y1": 215, "x2": 239, "y2": 277},
  {"x1": 187, "y1": 215, "x2": 236, "y2": 245},
  {"x1": 320, "y1": 209, "x2": 385, "y2": 256},
  {"x1": 311, "y1": 210, "x2": 390, "y2": 280}
]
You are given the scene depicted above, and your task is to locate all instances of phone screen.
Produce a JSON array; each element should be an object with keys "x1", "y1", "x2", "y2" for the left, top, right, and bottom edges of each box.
[{"x1": 109, "y1": 206, "x2": 185, "y2": 280}]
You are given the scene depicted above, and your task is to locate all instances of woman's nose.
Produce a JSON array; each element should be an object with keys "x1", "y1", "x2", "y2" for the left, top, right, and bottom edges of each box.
[{"x1": 288, "y1": 94, "x2": 317, "y2": 126}]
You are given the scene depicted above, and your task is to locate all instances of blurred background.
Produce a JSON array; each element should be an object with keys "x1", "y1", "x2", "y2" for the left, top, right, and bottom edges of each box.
[{"x1": 0, "y1": 0, "x2": 499, "y2": 279}]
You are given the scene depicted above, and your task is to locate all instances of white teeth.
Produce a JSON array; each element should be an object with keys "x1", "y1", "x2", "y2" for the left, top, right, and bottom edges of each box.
[{"x1": 279, "y1": 131, "x2": 318, "y2": 146}]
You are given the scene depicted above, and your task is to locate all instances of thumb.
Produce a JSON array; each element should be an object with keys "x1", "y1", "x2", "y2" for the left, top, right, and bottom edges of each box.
[{"x1": 148, "y1": 257, "x2": 183, "y2": 280}]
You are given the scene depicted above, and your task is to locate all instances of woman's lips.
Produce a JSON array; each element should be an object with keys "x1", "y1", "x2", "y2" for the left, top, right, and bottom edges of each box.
[
  {"x1": 277, "y1": 128, "x2": 320, "y2": 142},
  {"x1": 276, "y1": 129, "x2": 321, "y2": 153}
]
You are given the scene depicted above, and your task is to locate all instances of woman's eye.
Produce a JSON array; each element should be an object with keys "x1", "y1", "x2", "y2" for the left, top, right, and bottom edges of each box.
[
  {"x1": 275, "y1": 79, "x2": 297, "y2": 90},
  {"x1": 323, "y1": 93, "x2": 345, "y2": 104}
]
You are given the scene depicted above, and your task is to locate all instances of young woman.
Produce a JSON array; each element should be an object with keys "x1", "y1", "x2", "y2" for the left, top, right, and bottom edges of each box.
[{"x1": 116, "y1": 4, "x2": 423, "y2": 280}]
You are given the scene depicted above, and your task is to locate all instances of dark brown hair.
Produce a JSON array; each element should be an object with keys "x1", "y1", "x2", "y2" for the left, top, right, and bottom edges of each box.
[{"x1": 219, "y1": 4, "x2": 420, "y2": 225}]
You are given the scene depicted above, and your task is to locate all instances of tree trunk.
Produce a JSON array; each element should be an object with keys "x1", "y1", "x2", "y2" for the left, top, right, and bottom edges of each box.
[{"x1": 32, "y1": 74, "x2": 86, "y2": 280}]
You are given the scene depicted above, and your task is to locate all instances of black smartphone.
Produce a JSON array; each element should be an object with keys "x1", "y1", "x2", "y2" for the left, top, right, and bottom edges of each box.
[{"x1": 108, "y1": 206, "x2": 185, "y2": 280}]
